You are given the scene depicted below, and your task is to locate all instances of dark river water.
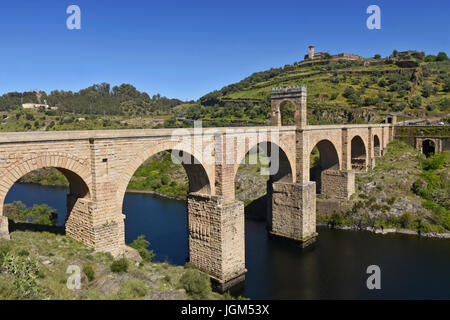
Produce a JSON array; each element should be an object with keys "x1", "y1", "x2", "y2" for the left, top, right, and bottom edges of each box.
[{"x1": 5, "y1": 183, "x2": 450, "y2": 299}]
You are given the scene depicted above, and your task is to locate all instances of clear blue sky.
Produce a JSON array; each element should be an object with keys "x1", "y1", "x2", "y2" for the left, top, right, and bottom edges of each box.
[{"x1": 0, "y1": 0, "x2": 448, "y2": 100}]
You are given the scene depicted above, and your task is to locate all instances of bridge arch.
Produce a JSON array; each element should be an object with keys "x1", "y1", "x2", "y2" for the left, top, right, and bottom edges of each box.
[
  {"x1": 117, "y1": 140, "x2": 213, "y2": 210},
  {"x1": 0, "y1": 155, "x2": 92, "y2": 240},
  {"x1": 422, "y1": 139, "x2": 435, "y2": 157},
  {"x1": 351, "y1": 135, "x2": 367, "y2": 171},
  {"x1": 279, "y1": 100, "x2": 295, "y2": 126},
  {"x1": 233, "y1": 140, "x2": 294, "y2": 184},
  {"x1": 374, "y1": 135, "x2": 381, "y2": 157},
  {"x1": 0, "y1": 155, "x2": 92, "y2": 215},
  {"x1": 309, "y1": 139, "x2": 340, "y2": 193}
]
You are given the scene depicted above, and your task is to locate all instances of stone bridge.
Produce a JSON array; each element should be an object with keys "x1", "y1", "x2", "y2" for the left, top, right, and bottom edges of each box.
[{"x1": 0, "y1": 86, "x2": 395, "y2": 290}]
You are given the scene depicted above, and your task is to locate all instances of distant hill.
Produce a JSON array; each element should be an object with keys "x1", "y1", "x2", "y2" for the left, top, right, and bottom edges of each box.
[
  {"x1": 0, "y1": 83, "x2": 185, "y2": 117},
  {"x1": 1, "y1": 49, "x2": 449, "y2": 128},
  {"x1": 172, "y1": 49, "x2": 450, "y2": 126}
]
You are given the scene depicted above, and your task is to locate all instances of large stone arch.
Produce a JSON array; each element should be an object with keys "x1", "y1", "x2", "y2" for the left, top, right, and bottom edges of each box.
[
  {"x1": 232, "y1": 139, "x2": 295, "y2": 184},
  {"x1": 116, "y1": 139, "x2": 214, "y2": 210},
  {"x1": 305, "y1": 131, "x2": 342, "y2": 180},
  {"x1": 0, "y1": 154, "x2": 92, "y2": 215},
  {"x1": 0, "y1": 154, "x2": 92, "y2": 241},
  {"x1": 350, "y1": 135, "x2": 367, "y2": 171}
]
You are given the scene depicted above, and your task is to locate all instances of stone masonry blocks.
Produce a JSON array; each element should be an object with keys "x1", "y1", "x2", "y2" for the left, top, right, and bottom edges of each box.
[
  {"x1": 270, "y1": 181, "x2": 317, "y2": 242},
  {"x1": 187, "y1": 193, "x2": 246, "y2": 287}
]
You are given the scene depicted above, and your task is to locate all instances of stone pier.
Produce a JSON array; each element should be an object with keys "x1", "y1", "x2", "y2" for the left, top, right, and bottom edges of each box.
[{"x1": 187, "y1": 193, "x2": 246, "y2": 291}]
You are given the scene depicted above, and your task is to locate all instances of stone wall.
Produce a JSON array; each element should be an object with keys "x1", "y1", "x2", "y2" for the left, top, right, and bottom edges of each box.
[
  {"x1": 321, "y1": 169, "x2": 355, "y2": 199},
  {"x1": 316, "y1": 199, "x2": 344, "y2": 215}
]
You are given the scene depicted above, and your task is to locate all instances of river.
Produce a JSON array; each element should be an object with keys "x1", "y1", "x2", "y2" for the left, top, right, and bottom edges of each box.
[{"x1": 5, "y1": 183, "x2": 450, "y2": 299}]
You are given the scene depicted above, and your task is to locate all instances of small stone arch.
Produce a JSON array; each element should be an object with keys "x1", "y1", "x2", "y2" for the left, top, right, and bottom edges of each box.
[
  {"x1": 422, "y1": 139, "x2": 436, "y2": 157},
  {"x1": 351, "y1": 136, "x2": 367, "y2": 171},
  {"x1": 270, "y1": 86, "x2": 307, "y2": 127},
  {"x1": 279, "y1": 100, "x2": 295, "y2": 126},
  {"x1": 374, "y1": 134, "x2": 381, "y2": 157}
]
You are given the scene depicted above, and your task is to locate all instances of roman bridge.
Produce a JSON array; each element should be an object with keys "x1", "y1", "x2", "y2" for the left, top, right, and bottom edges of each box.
[{"x1": 0, "y1": 86, "x2": 395, "y2": 290}]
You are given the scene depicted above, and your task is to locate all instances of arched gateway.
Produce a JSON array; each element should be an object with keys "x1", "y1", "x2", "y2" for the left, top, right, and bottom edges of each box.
[{"x1": 0, "y1": 86, "x2": 394, "y2": 291}]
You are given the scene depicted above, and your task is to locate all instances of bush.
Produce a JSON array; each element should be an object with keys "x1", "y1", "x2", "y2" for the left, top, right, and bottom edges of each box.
[
  {"x1": 421, "y1": 153, "x2": 445, "y2": 171},
  {"x1": 178, "y1": 268, "x2": 212, "y2": 299},
  {"x1": 83, "y1": 263, "x2": 95, "y2": 282},
  {"x1": 110, "y1": 258, "x2": 128, "y2": 273},
  {"x1": 0, "y1": 243, "x2": 12, "y2": 265},
  {"x1": 411, "y1": 179, "x2": 427, "y2": 195},
  {"x1": 161, "y1": 175, "x2": 169, "y2": 185},
  {"x1": 329, "y1": 212, "x2": 344, "y2": 226},
  {"x1": 399, "y1": 212, "x2": 415, "y2": 228},
  {"x1": 118, "y1": 279, "x2": 148, "y2": 299},
  {"x1": 1, "y1": 253, "x2": 44, "y2": 299},
  {"x1": 129, "y1": 235, "x2": 155, "y2": 262}
]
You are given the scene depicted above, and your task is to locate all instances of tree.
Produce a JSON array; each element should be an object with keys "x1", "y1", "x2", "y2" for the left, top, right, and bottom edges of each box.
[
  {"x1": 374, "y1": 54, "x2": 381, "y2": 59},
  {"x1": 392, "y1": 50, "x2": 398, "y2": 57},
  {"x1": 436, "y1": 52, "x2": 449, "y2": 61},
  {"x1": 343, "y1": 86, "x2": 356, "y2": 98},
  {"x1": 410, "y1": 96, "x2": 422, "y2": 109}
]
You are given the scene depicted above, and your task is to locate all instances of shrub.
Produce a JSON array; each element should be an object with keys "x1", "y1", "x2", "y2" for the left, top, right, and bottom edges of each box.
[
  {"x1": 161, "y1": 175, "x2": 169, "y2": 185},
  {"x1": 342, "y1": 86, "x2": 356, "y2": 98},
  {"x1": 329, "y1": 212, "x2": 344, "y2": 226},
  {"x1": 1, "y1": 252, "x2": 44, "y2": 299},
  {"x1": 129, "y1": 235, "x2": 155, "y2": 262},
  {"x1": 399, "y1": 212, "x2": 415, "y2": 228},
  {"x1": 118, "y1": 279, "x2": 148, "y2": 299},
  {"x1": 421, "y1": 153, "x2": 445, "y2": 171},
  {"x1": 83, "y1": 263, "x2": 95, "y2": 282},
  {"x1": 0, "y1": 243, "x2": 12, "y2": 265},
  {"x1": 179, "y1": 268, "x2": 212, "y2": 299},
  {"x1": 386, "y1": 196, "x2": 396, "y2": 205},
  {"x1": 17, "y1": 249, "x2": 29, "y2": 257},
  {"x1": 411, "y1": 179, "x2": 427, "y2": 194},
  {"x1": 110, "y1": 258, "x2": 128, "y2": 273}
]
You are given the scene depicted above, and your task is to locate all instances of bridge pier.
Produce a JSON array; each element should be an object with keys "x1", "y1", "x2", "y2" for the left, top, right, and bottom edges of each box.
[
  {"x1": 65, "y1": 195, "x2": 125, "y2": 256},
  {"x1": 0, "y1": 216, "x2": 9, "y2": 240},
  {"x1": 269, "y1": 181, "x2": 318, "y2": 247},
  {"x1": 187, "y1": 193, "x2": 246, "y2": 292}
]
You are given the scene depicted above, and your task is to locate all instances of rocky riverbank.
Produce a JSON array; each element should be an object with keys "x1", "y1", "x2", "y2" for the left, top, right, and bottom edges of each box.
[
  {"x1": 0, "y1": 229, "x2": 235, "y2": 300},
  {"x1": 317, "y1": 140, "x2": 450, "y2": 236}
]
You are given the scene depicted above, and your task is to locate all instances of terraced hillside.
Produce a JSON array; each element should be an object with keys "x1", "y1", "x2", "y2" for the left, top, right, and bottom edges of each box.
[{"x1": 172, "y1": 50, "x2": 450, "y2": 126}]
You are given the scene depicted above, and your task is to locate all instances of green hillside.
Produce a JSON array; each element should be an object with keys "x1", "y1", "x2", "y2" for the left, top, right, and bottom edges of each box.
[{"x1": 172, "y1": 50, "x2": 450, "y2": 126}]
